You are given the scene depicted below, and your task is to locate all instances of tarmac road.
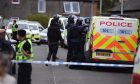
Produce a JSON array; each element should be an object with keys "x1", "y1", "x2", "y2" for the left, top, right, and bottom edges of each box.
[{"x1": 31, "y1": 45, "x2": 132, "y2": 84}]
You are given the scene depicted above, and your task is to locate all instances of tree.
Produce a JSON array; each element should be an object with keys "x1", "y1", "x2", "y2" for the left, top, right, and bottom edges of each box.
[{"x1": 28, "y1": 14, "x2": 50, "y2": 28}]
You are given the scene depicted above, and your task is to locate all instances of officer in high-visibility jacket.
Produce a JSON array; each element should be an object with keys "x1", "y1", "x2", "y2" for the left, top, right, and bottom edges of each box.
[
  {"x1": 16, "y1": 30, "x2": 33, "y2": 84},
  {"x1": 12, "y1": 20, "x2": 18, "y2": 41}
]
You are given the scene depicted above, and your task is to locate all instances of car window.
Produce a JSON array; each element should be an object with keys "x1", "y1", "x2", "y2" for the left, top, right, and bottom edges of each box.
[
  {"x1": 39, "y1": 26, "x2": 44, "y2": 31},
  {"x1": 29, "y1": 25, "x2": 38, "y2": 30},
  {"x1": 42, "y1": 29, "x2": 47, "y2": 33},
  {"x1": 7, "y1": 23, "x2": 29, "y2": 30},
  {"x1": 18, "y1": 24, "x2": 28, "y2": 30}
]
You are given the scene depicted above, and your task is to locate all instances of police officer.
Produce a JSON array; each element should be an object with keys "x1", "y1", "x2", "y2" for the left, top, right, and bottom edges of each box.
[
  {"x1": 76, "y1": 18, "x2": 88, "y2": 62},
  {"x1": 66, "y1": 15, "x2": 81, "y2": 62},
  {"x1": 16, "y1": 30, "x2": 33, "y2": 84},
  {"x1": 12, "y1": 20, "x2": 18, "y2": 41},
  {"x1": 46, "y1": 16, "x2": 63, "y2": 62}
]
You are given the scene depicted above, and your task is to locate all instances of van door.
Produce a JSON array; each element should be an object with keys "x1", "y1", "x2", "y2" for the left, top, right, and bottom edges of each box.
[
  {"x1": 114, "y1": 19, "x2": 138, "y2": 61},
  {"x1": 92, "y1": 18, "x2": 116, "y2": 59},
  {"x1": 85, "y1": 18, "x2": 93, "y2": 52}
]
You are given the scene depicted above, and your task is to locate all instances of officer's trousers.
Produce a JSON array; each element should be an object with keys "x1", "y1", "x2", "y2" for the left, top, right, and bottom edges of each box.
[
  {"x1": 67, "y1": 43, "x2": 81, "y2": 62},
  {"x1": 47, "y1": 43, "x2": 59, "y2": 61},
  {"x1": 17, "y1": 63, "x2": 32, "y2": 84},
  {"x1": 12, "y1": 31, "x2": 19, "y2": 45},
  {"x1": 80, "y1": 42, "x2": 86, "y2": 62},
  {"x1": 12, "y1": 32, "x2": 17, "y2": 40}
]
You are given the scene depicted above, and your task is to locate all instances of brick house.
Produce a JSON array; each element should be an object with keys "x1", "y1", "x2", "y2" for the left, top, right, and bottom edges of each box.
[
  {"x1": 0, "y1": 0, "x2": 98, "y2": 19},
  {"x1": 110, "y1": 0, "x2": 140, "y2": 19}
]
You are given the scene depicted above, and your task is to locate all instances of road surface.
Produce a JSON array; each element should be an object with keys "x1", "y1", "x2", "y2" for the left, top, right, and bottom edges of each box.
[{"x1": 31, "y1": 45, "x2": 131, "y2": 84}]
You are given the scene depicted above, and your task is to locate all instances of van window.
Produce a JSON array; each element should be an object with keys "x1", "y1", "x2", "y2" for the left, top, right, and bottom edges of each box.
[{"x1": 29, "y1": 25, "x2": 38, "y2": 30}]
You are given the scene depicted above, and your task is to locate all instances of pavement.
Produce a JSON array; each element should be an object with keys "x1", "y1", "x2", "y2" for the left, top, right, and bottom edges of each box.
[{"x1": 31, "y1": 44, "x2": 132, "y2": 84}]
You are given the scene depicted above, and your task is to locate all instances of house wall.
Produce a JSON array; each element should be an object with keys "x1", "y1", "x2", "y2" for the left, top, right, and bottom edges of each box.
[
  {"x1": 1, "y1": 0, "x2": 38, "y2": 19},
  {"x1": 110, "y1": 11, "x2": 140, "y2": 19},
  {"x1": 0, "y1": 0, "x2": 8, "y2": 17},
  {"x1": 45, "y1": 0, "x2": 60, "y2": 16},
  {"x1": 44, "y1": 0, "x2": 93, "y2": 17},
  {"x1": 0, "y1": 0, "x2": 94, "y2": 19}
]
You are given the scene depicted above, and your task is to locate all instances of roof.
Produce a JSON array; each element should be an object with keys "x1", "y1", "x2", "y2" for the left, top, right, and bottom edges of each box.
[{"x1": 110, "y1": 0, "x2": 140, "y2": 12}]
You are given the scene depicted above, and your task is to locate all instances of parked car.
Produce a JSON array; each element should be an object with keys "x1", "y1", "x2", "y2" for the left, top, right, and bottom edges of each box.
[
  {"x1": 6, "y1": 20, "x2": 32, "y2": 39},
  {"x1": 39, "y1": 29, "x2": 48, "y2": 44},
  {"x1": 28, "y1": 21, "x2": 44, "y2": 31},
  {"x1": 28, "y1": 22, "x2": 42, "y2": 43}
]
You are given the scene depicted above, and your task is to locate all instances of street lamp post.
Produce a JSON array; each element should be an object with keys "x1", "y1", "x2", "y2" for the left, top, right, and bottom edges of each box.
[
  {"x1": 100, "y1": 0, "x2": 102, "y2": 15},
  {"x1": 119, "y1": 0, "x2": 125, "y2": 15}
]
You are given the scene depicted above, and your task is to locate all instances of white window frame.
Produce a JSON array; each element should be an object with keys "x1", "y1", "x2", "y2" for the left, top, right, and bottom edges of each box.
[
  {"x1": 72, "y1": 2, "x2": 80, "y2": 14},
  {"x1": 63, "y1": 2, "x2": 80, "y2": 14},
  {"x1": 11, "y1": 0, "x2": 20, "y2": 4},
  {"x1": 38, "y1": 0, "x2": 46, "y2": 13}
]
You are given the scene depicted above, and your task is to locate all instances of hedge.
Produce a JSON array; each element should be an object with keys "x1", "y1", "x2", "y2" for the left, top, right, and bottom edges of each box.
[{"x1": 28, "y1": 14, "x2": 50, "y2": 28}]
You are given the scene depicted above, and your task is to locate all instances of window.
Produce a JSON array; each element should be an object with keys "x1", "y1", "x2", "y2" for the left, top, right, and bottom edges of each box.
[
  {"x1": 18, "y1": 24, "x2": 28, "y2": 30},
  {"x1": 29, "y1": 25, "x2": 38, "y2": 30},
  {"x1": 38, "y1": 0, "x2": 46, "y2": 13},
  {"x1": 63, "y1": 2, "x2": 80, "y2": 14},
  {"x1": 11, "y1": 0, "x2": 20, "y2": 4}
]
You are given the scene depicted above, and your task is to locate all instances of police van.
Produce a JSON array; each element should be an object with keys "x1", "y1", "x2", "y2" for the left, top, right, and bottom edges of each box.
[{"x1": 85, "y1": 16, "x2": 139, "y2": 64}]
